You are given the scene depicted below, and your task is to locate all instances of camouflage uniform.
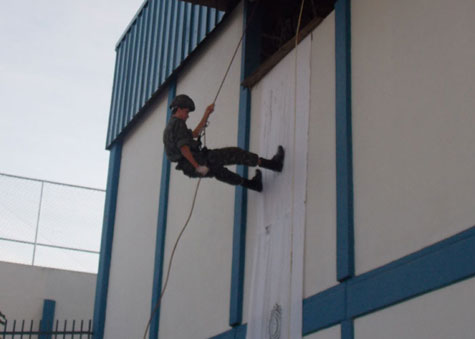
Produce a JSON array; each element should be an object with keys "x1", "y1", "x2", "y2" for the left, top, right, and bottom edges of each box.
[{"x1": 163, "y1": 116, "x2": 258, "y2": 186}]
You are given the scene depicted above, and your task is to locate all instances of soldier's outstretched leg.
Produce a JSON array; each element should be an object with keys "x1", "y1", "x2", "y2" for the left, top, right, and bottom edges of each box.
[
  {"x1": 258, "y1": 145, "x2": 285, "y2": 172},
  {"x1": 212, "y1": 166, "x2": 263, "y2": 192},
  {"x1": 240, "y1": 170, "x2": 262, "y2": 192},
  {"x1": 206, "y1": 145, "x2": 285, "y2": 173},
  {"x1": 206, "y1": 147, "x2": 259, "y2": 167}
]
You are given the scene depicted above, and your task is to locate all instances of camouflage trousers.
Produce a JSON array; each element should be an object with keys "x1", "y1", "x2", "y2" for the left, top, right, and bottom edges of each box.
[{"x1": 175, "y1": 147, "x2": 259, "y2": 186}]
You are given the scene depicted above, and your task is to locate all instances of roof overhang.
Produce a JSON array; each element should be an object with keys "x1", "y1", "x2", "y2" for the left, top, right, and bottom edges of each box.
[{"x1": 178, "y1": 0, "x2": 238, "y2": 12}]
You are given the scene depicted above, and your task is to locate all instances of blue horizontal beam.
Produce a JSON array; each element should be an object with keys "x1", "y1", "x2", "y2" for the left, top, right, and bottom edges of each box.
[
  {"x1": 209, "y1": 324, "x2": 246, "y2": 339},
  {"x1": 347, "y1": 225, "x2": 475, "y2": 319},
  {"x1": 302, "y1": 225, "x2": 475, "y2": 336},
  {"x1": 302, "y1": 284, "x2": 346, "y2": 333},
  {"x1": 211, "y1": 226, "x2": 475, "y2": 338}
]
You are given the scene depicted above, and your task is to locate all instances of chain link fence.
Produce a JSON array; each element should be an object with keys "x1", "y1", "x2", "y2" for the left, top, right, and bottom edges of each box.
[{"x1": 0, "y1": 173, "x2": 105, "y2": 274}]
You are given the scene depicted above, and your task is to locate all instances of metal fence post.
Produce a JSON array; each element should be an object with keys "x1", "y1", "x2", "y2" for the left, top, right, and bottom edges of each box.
[
  {"x1": 39, "y1": 299, "x2": 55, "y2": 339},
  {"x1": 32, "y1": 181, "x2": 45, "y2": 265}
]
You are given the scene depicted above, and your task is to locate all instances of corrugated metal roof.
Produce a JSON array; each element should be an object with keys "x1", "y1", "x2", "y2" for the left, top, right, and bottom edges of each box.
[{"x1": 106, "y1": 0, "x2": 225, "y2": 148}]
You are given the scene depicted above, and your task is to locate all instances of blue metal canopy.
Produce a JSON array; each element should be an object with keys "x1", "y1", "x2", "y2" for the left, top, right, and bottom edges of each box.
[{"x1": 106, "y1": 0, "x2": 226, "y2": 148}]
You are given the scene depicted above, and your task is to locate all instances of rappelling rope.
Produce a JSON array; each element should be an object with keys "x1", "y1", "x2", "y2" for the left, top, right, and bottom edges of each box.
[
  {"x1": 288, "y1": 0, "x2": 305, "y2": 337},
  {"x1": 142, "y1": 178, "x2": 202, "y2": 339},
  {"x1": 202, "y1": 0, "x2": 260, "y2": 146},
  {"x1": 143, "y1": 2, "x2": 261, "y2": 338}
]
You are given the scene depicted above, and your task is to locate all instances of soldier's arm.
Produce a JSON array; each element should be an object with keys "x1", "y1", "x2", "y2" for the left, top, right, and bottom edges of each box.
[
  {"x1": 180, "y1": 145, "x2": 200, "y2": 169},
  {"x1": 192, "y1": 103, "x2": 214, "y2": 138}
]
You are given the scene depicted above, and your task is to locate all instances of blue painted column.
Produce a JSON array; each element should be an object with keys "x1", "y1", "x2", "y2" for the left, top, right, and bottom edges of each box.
[
  {"x1": 149, "y1": 79, "x2": 177, "y2": 339},
  {"x1": 229, "y1": 0, "x2": 261, "y2": 327},
  {"x1": 39, "y1": 299, "x2": 55, "y2": 339},
  {"x1": 93, "y1": 142, "x2": 122, "y2": 339},
  {"x1": 341, "y1": 319, "x2": 354, "y2": 339},
  {"x1": 335, "y1": 0, "x2": 354, "y2": 283},
  {"x1": 335, "y1": 0, "x2": 354, "y2": 337}
]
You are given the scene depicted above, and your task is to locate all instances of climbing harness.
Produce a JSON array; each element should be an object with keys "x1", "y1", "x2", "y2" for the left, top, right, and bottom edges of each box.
[{"x1": 142, "y1": 2, "x2": 262, "y2": 338}]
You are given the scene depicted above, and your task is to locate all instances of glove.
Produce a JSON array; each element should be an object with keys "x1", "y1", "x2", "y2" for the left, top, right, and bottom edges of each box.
[{"x1": 196, "y1": 165, "x2": 209, "y2": 176}]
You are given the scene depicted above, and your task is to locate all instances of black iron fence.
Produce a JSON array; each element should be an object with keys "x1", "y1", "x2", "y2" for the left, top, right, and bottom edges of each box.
[{"x1": 1, "y1": 319, "x2": 93, "y2": 339}]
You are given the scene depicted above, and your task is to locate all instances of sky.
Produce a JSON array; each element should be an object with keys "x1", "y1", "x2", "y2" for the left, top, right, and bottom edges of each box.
[{"x1": 0, "y1": 0, "x2": 145, "y2": 190}]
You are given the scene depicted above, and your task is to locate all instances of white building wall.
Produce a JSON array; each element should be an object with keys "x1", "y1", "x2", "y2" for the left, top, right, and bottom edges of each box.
[
  {"x1": 100, "y1": 0, "x2": 475, "y2": 337},
  {"x1": 243, "y1": 66, "x2": 263, "y2": 325},
  {"x1": 0, "y1": 261, "x2": 95, "y2": 321},
  {"x1": 104, "y1": 92, "x2": 168, "y2": 339},
  {"x1": 158, "y1": 5, "x2": 243, "y2": 339},
  {"x1": 351, "y1": 0, "x2": 475, "y2": 275},
  {"x1": 304, "y1": 11, "x2": 337, "y2": 299},
  {"x1": 244, "y1": 12, "x2": 337, "y2": 325},
  {"x1": 355, "y1": 277, "x2": 475, "y2": 339}
]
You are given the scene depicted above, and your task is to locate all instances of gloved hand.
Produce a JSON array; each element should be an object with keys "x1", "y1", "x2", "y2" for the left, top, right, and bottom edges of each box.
[{"x1": 196, "y1": 165, "x2": 209, "y2": 176}]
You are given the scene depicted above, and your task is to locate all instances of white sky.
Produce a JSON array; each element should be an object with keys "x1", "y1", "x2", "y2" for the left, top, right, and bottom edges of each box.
[{"x1": 0, "y1": 0, "x2": 145, "y2": 189}]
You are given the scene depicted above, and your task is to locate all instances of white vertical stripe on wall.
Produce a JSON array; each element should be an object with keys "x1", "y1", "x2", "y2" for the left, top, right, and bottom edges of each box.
[
  {"x1": 304, "y1": 11, "x2": 337, "y2": 299},
  {"x1": 246, "y1": 35, "x2": 311, "y2": 339}
]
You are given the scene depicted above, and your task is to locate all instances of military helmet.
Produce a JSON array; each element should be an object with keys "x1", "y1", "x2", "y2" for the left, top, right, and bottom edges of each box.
[{"x1": 170, "y1": 94, "x2": 195, "y2": 112}]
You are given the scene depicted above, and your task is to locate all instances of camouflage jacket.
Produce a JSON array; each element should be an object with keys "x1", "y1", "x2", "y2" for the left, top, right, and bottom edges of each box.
[{"x1": 163, "y1": 116, "x2": 201, "y2": 162}]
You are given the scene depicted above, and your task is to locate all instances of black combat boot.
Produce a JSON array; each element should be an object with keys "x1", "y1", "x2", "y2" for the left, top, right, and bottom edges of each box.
[
  {"x1": 259, "y1": 145, "x2": 285, "y2": 172},
  {"x1": 241, "y1": 169, "x2": 263, "y2": 192}
]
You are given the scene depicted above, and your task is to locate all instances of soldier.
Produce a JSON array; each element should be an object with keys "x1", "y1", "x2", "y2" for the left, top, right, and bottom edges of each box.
[{"x1": 163, "y1": 94, "x2": 284, "y2": 192}]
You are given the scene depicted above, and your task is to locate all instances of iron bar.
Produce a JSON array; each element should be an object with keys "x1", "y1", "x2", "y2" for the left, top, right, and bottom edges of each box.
[
  {"x1": 32, "y1": 182, "x2": 44, "y2": 266},
  {"x1": 0, "y1": 238, "x2": 100, "y2": 255},
  {"x1": 0, "y1": 172, "x2": 105, "y2": 192},
  {"x1": 55, "y1": 320, "x2": 59, "y2": 339}
]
